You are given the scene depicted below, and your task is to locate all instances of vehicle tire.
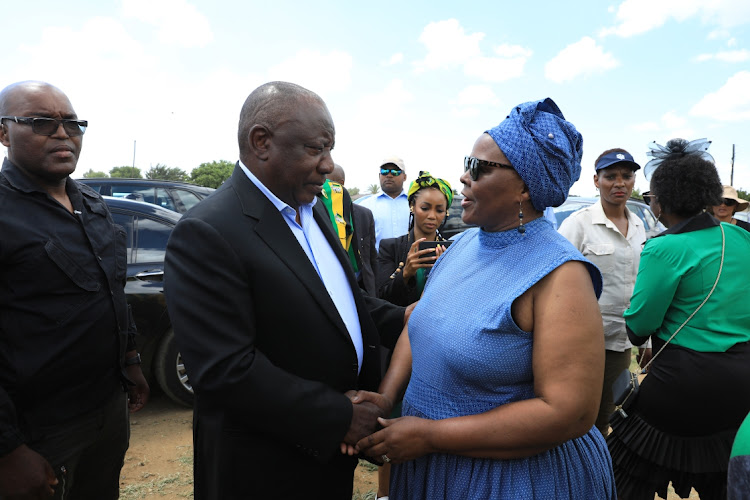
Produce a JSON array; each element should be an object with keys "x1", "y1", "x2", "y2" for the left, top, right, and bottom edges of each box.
[{"x1": 154, "y1": 329, "x2": 194, "y2": 407}]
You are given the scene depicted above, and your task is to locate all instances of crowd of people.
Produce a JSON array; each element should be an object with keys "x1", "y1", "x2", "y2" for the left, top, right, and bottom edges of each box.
[{"x1": 1, "y1": 78, "x2": 749, "y2": 500}]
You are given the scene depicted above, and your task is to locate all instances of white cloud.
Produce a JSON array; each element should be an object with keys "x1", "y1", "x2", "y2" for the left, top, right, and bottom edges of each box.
[
  {"x1": 121, "y1": 0, "x2": 213, "y2": 48},
  {"x1": 267, "y1": 50, "x2": 353, "y2": 95},
  {"x1": 413, "y1": 20, "x2": 531, "y2": 83},
  {"x1": 694, "y1": 49, "x2": 750, "y2": 63},
  {"x1": 383, "y1": 53, "x2": 404, "y2": 66},
  {"x1": 602, "y1": 0, "x2": 750, "y2": 38},
  {"x1": 661, "y1": 110, "x2": 686, "y2": 129},
  {"x1": 691, "y1": 70, "x2": 750, "y2": 122},
  {"x1": 631, "y1": 122, "x2": 660, "y2": 132},
  {"x1": 355, "y1": 79, "x2": 414, "y2": 125},
  {"x1": 545, "y1": 37, "x2": 620, "y2": 83},
  {"x1": 456, "y1": 85, "x2": 500, "y2": 107},
  {"x1": 414, "y1": 19, "x2": 483, "y2": 72}
]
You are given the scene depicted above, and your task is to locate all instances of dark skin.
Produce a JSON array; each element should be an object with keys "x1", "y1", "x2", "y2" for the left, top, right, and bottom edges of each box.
[
  {"x1": 0, "y1": 82, "x2": 150, "y2": 498},
  {"x1": 240, "y1": 89, "x2": 414, "y2": 449}
]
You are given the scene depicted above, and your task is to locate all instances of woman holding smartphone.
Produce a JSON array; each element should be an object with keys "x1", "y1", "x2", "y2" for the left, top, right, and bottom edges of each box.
[{"x1": 376, "y1": 171, "x2": 453, "y2": 306}]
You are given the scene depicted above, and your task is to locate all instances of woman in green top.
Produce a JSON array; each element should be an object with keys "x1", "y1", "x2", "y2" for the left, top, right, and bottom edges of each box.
[{"x1": 607, "y1": 139, "x2": 750, "y2": 500}]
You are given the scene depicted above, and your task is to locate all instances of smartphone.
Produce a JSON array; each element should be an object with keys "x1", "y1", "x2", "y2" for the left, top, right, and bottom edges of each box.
[{"x1": 418, "y1": 240, "x2": 453, "y2": 258}]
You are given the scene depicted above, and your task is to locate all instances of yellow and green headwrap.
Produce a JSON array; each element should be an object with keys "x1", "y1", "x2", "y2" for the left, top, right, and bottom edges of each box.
[{"x1": 407, "y1": 171, "x2": 453, "y2": 207}]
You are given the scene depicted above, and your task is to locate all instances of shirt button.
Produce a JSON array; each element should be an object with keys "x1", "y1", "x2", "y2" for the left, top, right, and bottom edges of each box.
[{"x1": 97, "y1": 256, "x2": 102, "y2": 261}]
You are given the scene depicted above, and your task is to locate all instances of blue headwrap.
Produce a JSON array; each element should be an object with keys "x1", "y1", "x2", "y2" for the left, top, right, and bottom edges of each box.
[{"x1": 486, "y1": 98, "x2": 583, "y2": 211}]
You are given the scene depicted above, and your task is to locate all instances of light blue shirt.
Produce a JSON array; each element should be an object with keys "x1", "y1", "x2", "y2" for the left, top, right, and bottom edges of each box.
[
  {"x1": 238, "y1": 162, "x2": 363, "y2": 371},
  {"x1": 357, "y1": 190, "x2": 410, "y2": 250}
]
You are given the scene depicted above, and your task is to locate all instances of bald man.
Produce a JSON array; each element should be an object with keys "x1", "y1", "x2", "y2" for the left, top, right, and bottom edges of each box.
[
  {"x1": 0, "y1": 81, "x2": 149, "y2": 499},
  {"x1": 164, "y1": 81, "x2": 405, "y2": 499}
]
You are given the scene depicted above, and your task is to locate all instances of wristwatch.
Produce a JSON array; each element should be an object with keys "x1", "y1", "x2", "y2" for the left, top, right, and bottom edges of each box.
[{"x1": 124, "y1": 353, "x2": 142, "y2": 366}]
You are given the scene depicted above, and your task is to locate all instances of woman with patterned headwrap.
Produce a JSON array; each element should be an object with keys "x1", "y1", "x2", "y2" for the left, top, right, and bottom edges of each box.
[
  {"x1": 607, "y1": 138, "x2": 750, "y2": 500},
  {"x1": 351, "y1": 98, "x2": 615, "y2": 499},
  {"x1": 376, "y1": 171, "x2": 453, "y2": 306}
]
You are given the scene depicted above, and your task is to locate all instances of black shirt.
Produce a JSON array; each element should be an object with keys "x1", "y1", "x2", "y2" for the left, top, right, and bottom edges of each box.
[{"x1": 0, "y1": 158, "x2": 136, "y2": 455}]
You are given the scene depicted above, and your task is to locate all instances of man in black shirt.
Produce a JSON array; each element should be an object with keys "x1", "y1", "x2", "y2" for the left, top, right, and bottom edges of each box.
[{"x1": 0, "y1": 81, "x2": 149, "y2": 499}]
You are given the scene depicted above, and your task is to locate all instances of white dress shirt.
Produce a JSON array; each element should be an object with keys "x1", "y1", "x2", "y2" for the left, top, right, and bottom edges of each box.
[{"x1": 357, "y1": 190, "x2": 410, "y2": 250}]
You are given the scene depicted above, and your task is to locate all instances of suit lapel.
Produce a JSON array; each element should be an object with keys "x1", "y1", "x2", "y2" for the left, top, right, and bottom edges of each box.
[{"x1": 230, "y1": 166, "x2": 355, "y2": 343}]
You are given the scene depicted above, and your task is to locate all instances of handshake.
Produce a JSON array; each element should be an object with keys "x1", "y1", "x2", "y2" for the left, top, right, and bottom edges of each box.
[{"x1": 340, "y1": 390, "x2": 395, "y2": 464}]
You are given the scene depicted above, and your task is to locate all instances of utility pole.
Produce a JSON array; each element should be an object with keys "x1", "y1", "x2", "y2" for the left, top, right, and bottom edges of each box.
[
  {"x1": 130, "y1": 139, "x2": 135, "y2": 177},
  {"x1": 730, "y1": 144, "x2": 735, "y2": 186}
]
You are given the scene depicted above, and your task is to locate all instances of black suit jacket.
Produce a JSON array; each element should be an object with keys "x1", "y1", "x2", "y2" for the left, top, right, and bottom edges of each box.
[
  {"x1": 352, "y1": 204, "x2": 377, "y2": 296},
  {"x1": 164, "y1": 165, "x2": 404, "y2": 499}
]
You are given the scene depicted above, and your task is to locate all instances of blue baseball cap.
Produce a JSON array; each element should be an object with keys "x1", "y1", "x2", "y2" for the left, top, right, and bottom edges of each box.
[{"x1": 595, "y1": 150, "x2": 641, "y2": 172}]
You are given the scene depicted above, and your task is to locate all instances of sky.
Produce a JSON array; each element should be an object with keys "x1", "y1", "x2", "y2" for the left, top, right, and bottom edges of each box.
[{"x1": 2, "y1": 0, "x2": 750, "y2": 197}]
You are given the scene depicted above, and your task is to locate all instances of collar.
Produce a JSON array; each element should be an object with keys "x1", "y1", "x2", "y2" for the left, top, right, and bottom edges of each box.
[
  {"x1": 656, "y1": 211, "x2": 719, "y2": 237},
  {"x1": 238, "y1": 160, "x2": 318, "y2": 213},
  {"x1": 589, "y1": 200, "x2": 643, "y2": 228},
  {"x1": 377, "y1": 189, "x2": 407, "y2": 200}
]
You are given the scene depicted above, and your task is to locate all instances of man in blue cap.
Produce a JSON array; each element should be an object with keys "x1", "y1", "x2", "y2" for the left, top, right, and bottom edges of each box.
[{"x1": 558, "y1": 148, "x2": 647, "y2": 436}]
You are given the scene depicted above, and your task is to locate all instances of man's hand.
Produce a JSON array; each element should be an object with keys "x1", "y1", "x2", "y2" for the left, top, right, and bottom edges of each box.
[
  {"x1": 0, "y1": 444, "x2": 57, "y2": 499},
  {"x1": 341, "y1": 390, "x2": 393, "y2": 452},
  {"x1": 126, "y1": 364, "x2": 150, "y2": 413}
]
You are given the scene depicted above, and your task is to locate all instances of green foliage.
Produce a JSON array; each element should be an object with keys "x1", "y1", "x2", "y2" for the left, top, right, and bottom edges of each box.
[
  {"x1": 736, "y1": 187, "x2": 750, "y2": 201},
  {"x1": 146, "y1": 164, "x2": 188, "y2": 181},
  {"x1": 347, "y1": 186, "x2": 360, "y2": 196},
  {"x1": 190, "y1": 160, "x2": 234, "y2": 189},
  {"x1": 110, "y1": 166, "x2": 142, "y2": 178},
  {"x1": 81, "y1": 168, "x2": 108, "y2": 178},
  {"x1": 631, "y1": 188, "x2": 642, "y2": 200},
  {"x1": 367, "y1": 183, "x2": 380, "y2": 194}
]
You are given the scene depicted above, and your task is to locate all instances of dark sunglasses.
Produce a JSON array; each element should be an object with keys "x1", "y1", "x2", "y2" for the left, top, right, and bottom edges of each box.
[
  {"x1": 380, "y1": 168, "x2": 403, "y2": 176},
  {"x1": 721, "y1": 198, "x2": 738, "y2": 206},
  {"x1": 464, "y1": 156, "x2": 513, "y2": 181},
  {"x1": 642, "y1": 191, "x2": 657, "y2": 204},
  {"x1": 0, "y1": 116, "x2": 88, "y2": 137}
]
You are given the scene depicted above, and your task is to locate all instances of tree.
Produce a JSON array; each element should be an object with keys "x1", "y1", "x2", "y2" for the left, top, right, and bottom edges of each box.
[
  {"x1": 631, "y1": 188, "x2": 642, "y2": 200},
  {"x1": 110, "y1": 166, "x2": 142, "y2": 178},
  {"x1": 82, "y1": 169, "x2": 108, "y2": 178},
  {"x1": 736, "y1": 187, "x2": 750, "y2": 201},
  {"x1": 190, "y1": 160, "x2": 234, "y2": 189},
  {"x1": 367, "y1": 184, "x2": 379, "y2": 194},
  {"x1": 347, "y1": 186, "x2": 360, "y2": 197},
  {"x1": 146, "y1": 164, "x2": 188, "y2": 181}
]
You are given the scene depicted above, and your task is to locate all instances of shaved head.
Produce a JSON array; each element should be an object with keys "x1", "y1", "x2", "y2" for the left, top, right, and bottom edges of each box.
[
  {"x1": 0, "y1": 81, "x2": 63, "y2": 116},
  {"x1": 329, "y1": 163, "x2": 345, "y2": 185},
  {"x1": 237, "y1": 81, "x2": 324, "y2": 158}
]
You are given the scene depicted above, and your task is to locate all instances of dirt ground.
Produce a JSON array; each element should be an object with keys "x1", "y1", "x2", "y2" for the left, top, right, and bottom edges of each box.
[{"x1": 120, "y1": 390, "x2": 697, "y2": 499}]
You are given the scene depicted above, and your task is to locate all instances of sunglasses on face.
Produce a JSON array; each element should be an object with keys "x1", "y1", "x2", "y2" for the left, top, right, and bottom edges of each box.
[
  {"x1": 463, "y1": 156, "x2": 513, "y2": 181},
  {"x1": 721, "y1": 198, "x2": 738, "y2": 207},
  {"x1": 380, "y1": 168, "x2": 403, "y2": 176},
  {"x1": 0, "y1": 116, "x2": 88, "y2": 137},
  {"x1": 642, "y1": 191, "x2": 657, "y2": 204}
]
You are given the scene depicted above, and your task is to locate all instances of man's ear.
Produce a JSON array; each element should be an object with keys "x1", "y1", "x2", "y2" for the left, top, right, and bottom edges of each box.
[
  {"x1": 593, "y1": 173, "x2": 600, "y2": 190},
  {"x1": 0, "y1": 123, "x2": 10, "y2": 148},
  {"x1": 248, "y1": 125, "x2": 271, "y2": 160}
]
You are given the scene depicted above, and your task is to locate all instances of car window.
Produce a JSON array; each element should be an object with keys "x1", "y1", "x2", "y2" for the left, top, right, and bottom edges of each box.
[
  {"x1": 155, "y1": 188, "x2": 176, "y2": 211},
  {"x1": 134, "y1": 217, "x2": 172, "y2": 263},
  {"x1": 172, "y1": 189, "x2": 201, "y2": 211},
  {"x1": 554, "y1": 201, "x2": 592, "y2": 226},
  {"x1": 111, "y1": 184, "x2": 155, "y2": 204}
]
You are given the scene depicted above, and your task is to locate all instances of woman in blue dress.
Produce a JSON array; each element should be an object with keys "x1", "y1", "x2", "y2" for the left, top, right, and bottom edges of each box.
[{"x1": 353, "y1": 98, "x2": 616, "y2": 499}]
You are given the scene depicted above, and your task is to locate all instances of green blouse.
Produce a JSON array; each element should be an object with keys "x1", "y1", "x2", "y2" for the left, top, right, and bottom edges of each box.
[{"x1": 624, "y1": 218, "x2": 750, "y2": 352}]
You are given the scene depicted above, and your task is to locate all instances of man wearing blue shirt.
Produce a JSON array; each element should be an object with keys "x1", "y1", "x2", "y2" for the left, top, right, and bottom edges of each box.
[{"x1": 358, "y1": 157, "x2": 410, "y2": 250}]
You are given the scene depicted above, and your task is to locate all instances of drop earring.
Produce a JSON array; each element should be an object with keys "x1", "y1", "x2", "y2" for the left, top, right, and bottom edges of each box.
[{"x1": 517, "y1": 201, "x2": 526, "y2": 234}]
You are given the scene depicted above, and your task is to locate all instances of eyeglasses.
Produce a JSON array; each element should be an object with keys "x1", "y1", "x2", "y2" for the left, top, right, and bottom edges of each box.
[
  {"x1": 0, "y1": 116, "x2": 88, "y2": 137},
  {"x1": 380, "y1": 168, "x2": 403, "y2": 176},
  {"x1": 463, "y1": 156, "x2": 513, "y2": 181},
  {"x1": 721, "y1": 198, "x2": 738, "y2": 207},
  {"x1": 642, "y1": 191, "x2": 657, "y2": 204}
]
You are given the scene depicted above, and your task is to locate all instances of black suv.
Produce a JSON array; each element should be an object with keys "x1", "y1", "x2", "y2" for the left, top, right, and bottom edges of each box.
[
  {"x1": 104, "y1": 196, "x2": 193, "y2": 406},
  {"x1": 81, "y1": 178, "x2": 214, "y2": 214}
]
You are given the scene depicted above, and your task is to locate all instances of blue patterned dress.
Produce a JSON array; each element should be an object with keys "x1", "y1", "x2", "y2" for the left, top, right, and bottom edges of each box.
[{"x1": 390, "y1": 218, "x2": 615, "y2": 499}]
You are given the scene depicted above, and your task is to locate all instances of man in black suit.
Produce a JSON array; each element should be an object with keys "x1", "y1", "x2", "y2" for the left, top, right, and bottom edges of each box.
[
  {"x1": 328, "y1": 163, "x2": 378, "y2": 296},
  {"x1": 164, "y1": 81, "x2": 406, "y2": 499}
]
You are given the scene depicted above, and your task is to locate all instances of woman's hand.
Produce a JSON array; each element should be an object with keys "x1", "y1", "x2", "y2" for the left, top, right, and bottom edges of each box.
[
  {"x1": 401, "y1": 238, "x2": 438, "y2": 280},
  {"x1": 356, "y1": 416, "x2": 434, "y2": 464}
]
